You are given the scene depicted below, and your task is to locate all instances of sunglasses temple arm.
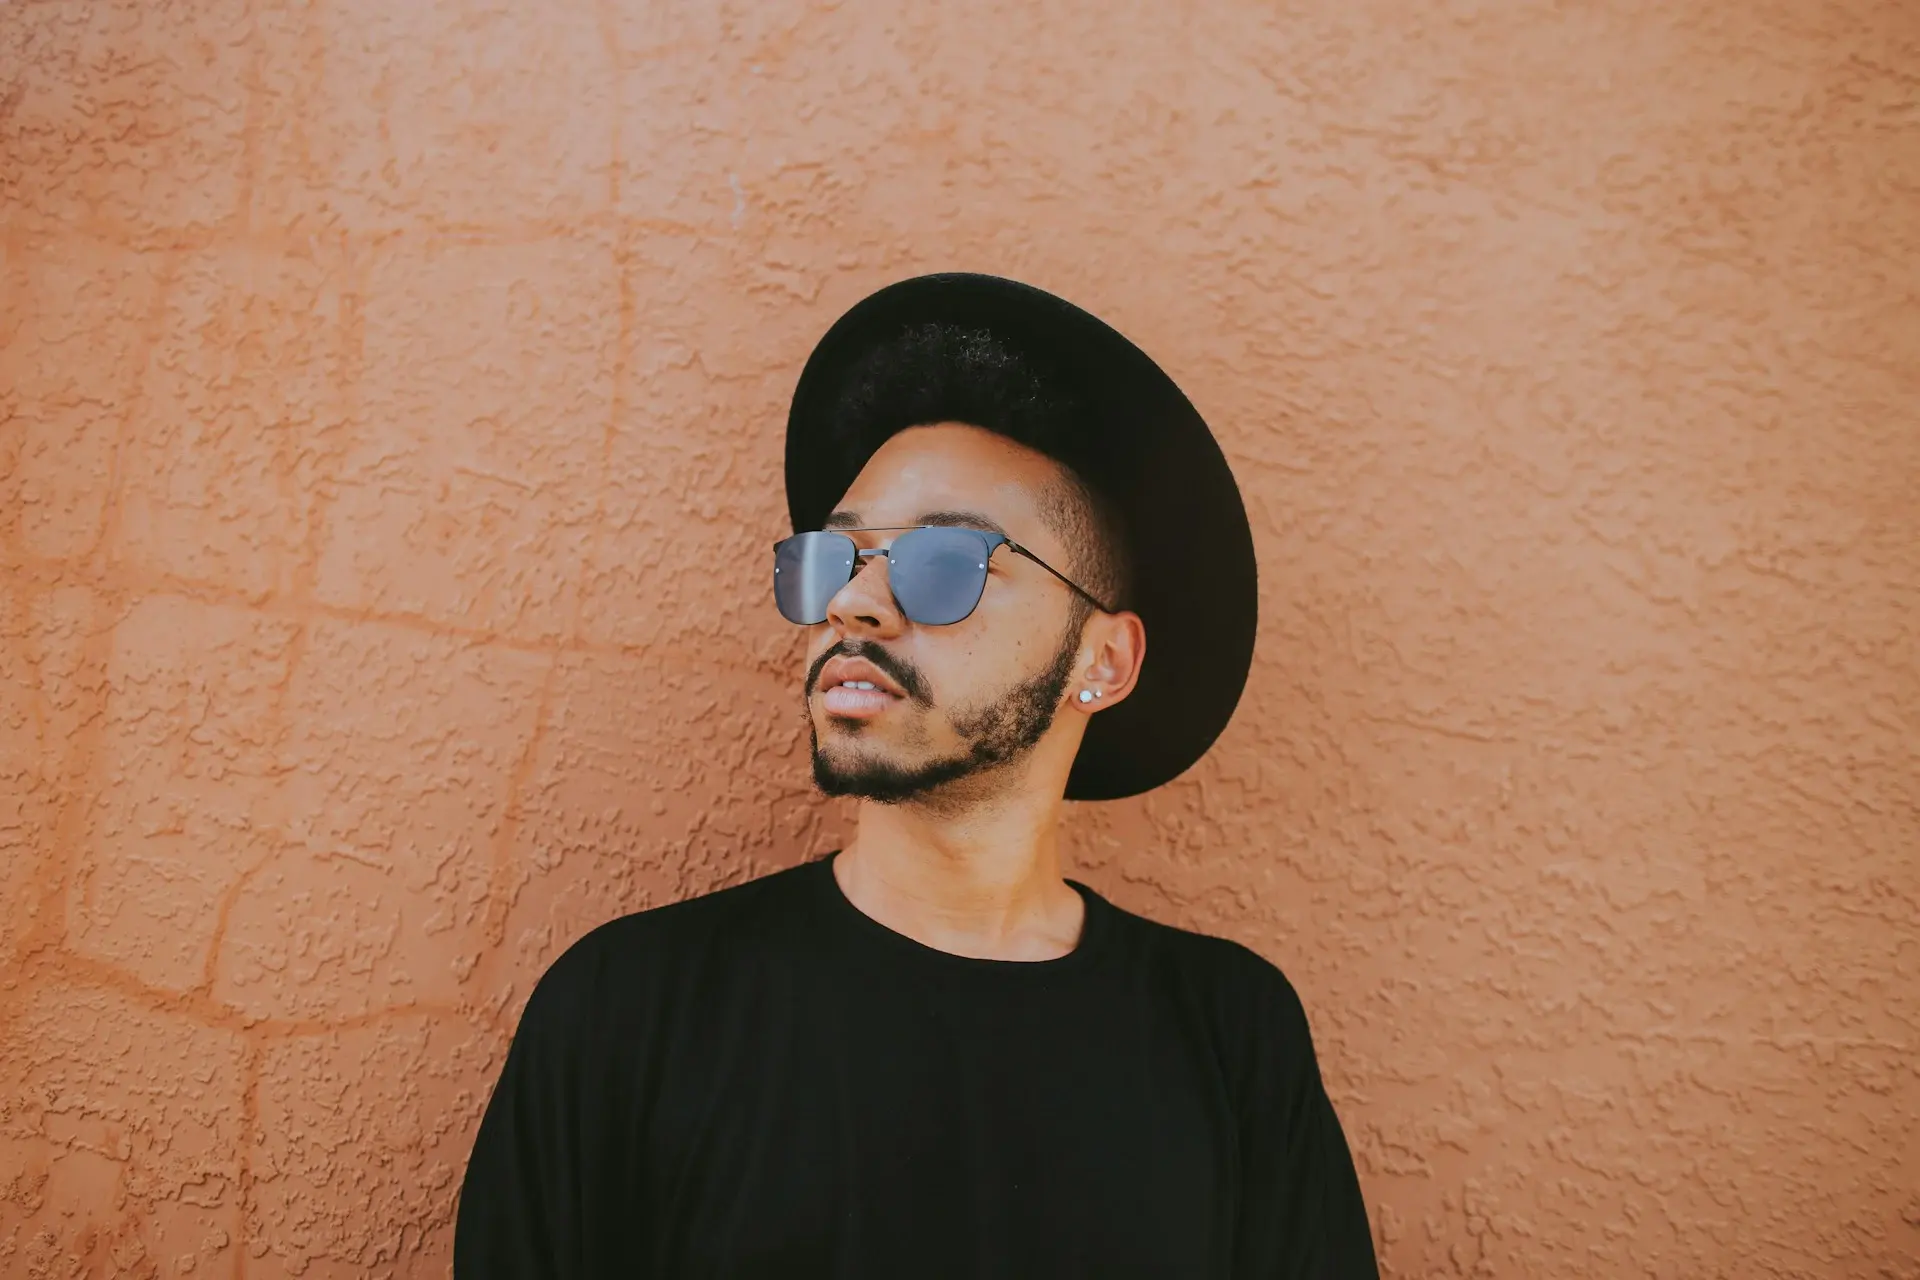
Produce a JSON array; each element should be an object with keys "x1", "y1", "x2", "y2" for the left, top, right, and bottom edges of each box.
[{"x1": 1009, "y1": 544, "x2": 1118, "y2": 616}]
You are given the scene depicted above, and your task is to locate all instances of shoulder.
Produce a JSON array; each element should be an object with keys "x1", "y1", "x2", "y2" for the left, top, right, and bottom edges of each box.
[
  {"x1": 1106, "y1": 898, "x2": 1304, "y2": 999},
  {"x1": 1099, "y1": 898, "x2": 1317, "y2": 1057},
  {"x1": 589, "y1": 857, "x2": 817, "y2": 951},
  {"x1": 517, "y1": 858, "x2": 820, "y2": 1032}
]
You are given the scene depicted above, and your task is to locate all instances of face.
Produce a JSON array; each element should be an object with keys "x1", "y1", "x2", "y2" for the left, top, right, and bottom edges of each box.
[{"x1": 800, "y1": 423, "x2": 1136, "y2": 809}]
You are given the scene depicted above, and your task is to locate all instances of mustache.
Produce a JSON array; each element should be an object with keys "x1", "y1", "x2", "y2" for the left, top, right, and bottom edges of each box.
[{"x1": 807, "y1": 642, "x2": 925, "y2": 703}]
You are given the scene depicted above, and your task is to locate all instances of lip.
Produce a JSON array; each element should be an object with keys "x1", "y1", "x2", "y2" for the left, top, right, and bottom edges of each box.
[
  {"x1": 817, "y1": 656, "x2": 905, "y2": 719},
  {"x1": 820, "y1": 656, "x2": 905, "y2": 698},
  {"x1": 819, "y1": 685, "x2": 898, "y2": 718}
]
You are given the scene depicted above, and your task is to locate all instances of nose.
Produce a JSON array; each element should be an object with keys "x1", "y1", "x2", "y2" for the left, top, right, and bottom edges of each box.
[{"x1": 825, "y1": 547, "x2": 904, "y2": 635}]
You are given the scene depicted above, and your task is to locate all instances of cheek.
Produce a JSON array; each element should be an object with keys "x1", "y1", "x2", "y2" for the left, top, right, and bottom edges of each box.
[
  {"x1": 977, "y1": 594, "x2": 1056, "y2": 653},
  {"x1": 927, "y1": 608, "x2": 1043, "y2": 682}
]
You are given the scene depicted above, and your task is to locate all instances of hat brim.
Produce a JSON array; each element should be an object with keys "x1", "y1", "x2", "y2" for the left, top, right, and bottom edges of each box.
[{"x1": 784, "y1": 273, "x2": 1257, "y2": 801}]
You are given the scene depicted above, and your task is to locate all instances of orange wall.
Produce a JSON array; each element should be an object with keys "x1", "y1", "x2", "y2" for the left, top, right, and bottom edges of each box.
[{"x1": 3, "y1": 1, "x2": 1916, "y2": 1275}]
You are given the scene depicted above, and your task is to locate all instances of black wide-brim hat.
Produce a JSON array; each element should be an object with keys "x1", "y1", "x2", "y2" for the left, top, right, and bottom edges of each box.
[{"x1": 784, "y1": 273, "x2": 1257, "y2": 801}]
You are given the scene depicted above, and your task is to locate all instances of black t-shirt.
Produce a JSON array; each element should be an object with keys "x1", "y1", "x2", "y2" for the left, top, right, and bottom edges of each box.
[{"x1": 454, "y1": 851, "x2": 1378, "y2": 1279}]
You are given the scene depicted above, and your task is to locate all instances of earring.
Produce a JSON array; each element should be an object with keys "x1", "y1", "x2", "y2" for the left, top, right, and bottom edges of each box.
[{"x1": 1078, "y1": 689, "x2": 1103, "y2": 703}]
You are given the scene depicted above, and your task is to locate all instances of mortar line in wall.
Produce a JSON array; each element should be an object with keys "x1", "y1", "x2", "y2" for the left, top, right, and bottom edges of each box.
[
  {"x1": 210, "y1": 115, "x2": 371, "y2": 1028},
  {"x1": 595, "y1": 0, "x2": 625, "y2": 212},
  {"x1": 237, "y1": 0, "x2": 264, "y2": 239},
  {"x1": 1, "y1": 212, "x2": 715, "y2": 258},
  {"x1": 563, "y1": 0, "x2": 631, "y2": 653},
  {"x1": 84, "y1": 252, "x2": 183, "y2": 575},
  {"x1": 197, "y1": 843, "x2": 288, "y2": 1000},
  {"x1": 5, "y1": 547, "x2": 805, "y2": 685},
  {"x1": 271, "y1": 222, "x2": 365, "y2": 614},
  {"x1": 476, "y1": 646, "x2": 567, "y2": 986},
  {"x1": 0, "y1": 255, "x2": 23, "y2": 553},
  {"x1": 0, "y1": 256, "x2": 184, "y2": 1043},
  {"x1": 0, "y1": 571, "x2": 68, "y2": 1025},
  {"x1": 262, "y1": 234, "x2": 369, "y2": 756},
  {"x1": 33, "y1": 944, "x2": 475, "y2": 1038},
  {"x1": 204, "y1": 243, "x2": 375, "y2": 1007},
  {"x1": 233, "y1": 1037, "x2": 260, "y2": 1280},
  {"x1": 249, "y1": 1000, "x2": 472, "y2": 1038}
]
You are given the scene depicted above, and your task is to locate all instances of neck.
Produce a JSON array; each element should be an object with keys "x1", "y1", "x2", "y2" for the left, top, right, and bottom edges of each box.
[{"x1": 835, "y1": 792, "x2": 1086, "y2": 961}]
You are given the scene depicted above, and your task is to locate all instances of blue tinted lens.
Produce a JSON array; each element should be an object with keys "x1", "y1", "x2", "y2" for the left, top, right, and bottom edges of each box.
[
  {"x1": 773, "y1": 531, "x2": 856, "y2": 624},
  {"x1": 891, "y1": 527, "x2": 991, "y2": 625}
]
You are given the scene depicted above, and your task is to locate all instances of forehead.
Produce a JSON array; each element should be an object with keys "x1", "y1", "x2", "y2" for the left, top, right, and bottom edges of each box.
[{"x1": 825, "y1": 423, "x2": 1063, "y2": 544}]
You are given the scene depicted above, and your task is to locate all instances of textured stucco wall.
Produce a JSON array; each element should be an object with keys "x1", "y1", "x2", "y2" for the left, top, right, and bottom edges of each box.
[{"x1": 3, "y1": 0, "x2": 1917, "y2": 1276}]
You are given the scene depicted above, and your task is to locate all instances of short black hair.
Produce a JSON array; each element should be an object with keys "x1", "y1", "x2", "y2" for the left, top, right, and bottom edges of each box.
[{"x1": 826, "y1": 321, "x2": 1135, "y2": 627}]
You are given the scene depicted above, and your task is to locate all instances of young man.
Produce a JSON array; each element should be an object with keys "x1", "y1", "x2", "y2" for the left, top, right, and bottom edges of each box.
[{"x1": 454, "y1": 275, "x2": 1379, "y2": 1278}]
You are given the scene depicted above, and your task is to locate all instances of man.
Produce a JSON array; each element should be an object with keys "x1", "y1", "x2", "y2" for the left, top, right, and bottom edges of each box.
[{"x1": 454, "y1": 275, "x2": 1379, "y2": 1278}]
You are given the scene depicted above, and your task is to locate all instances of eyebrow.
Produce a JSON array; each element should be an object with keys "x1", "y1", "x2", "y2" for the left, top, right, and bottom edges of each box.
[{"x1": 823, "y1": 509, "x2": 1010, "y2": 538}]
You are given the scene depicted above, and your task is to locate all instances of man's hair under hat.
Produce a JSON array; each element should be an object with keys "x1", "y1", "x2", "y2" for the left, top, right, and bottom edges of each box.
[{"x1": 825, "y1": 321, "x2": 1137, "y2": 629}]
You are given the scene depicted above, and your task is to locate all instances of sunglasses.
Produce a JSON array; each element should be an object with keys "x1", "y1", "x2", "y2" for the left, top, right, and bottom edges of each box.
[{"x1": 773, "y1": 526, "x2": 1116, "y2": 627}]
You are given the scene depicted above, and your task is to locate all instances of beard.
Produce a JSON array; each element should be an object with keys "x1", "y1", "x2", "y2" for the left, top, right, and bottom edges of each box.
[{"x1": 810, "y1": 604, "x2": 1088, "y2": 808}]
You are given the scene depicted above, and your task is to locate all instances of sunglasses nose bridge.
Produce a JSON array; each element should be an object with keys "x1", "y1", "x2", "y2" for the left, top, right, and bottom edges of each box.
[
  {"x1": 850, "y1": 546, "x2": 890, "y2": 583},
  {"x1": 832, "y1": 546, "x2": 898, "y2": 617}
]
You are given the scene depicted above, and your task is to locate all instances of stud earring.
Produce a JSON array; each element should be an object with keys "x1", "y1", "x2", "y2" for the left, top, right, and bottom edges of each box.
[{"x1": 1078, "y1": 689, "x2": 1103, "y2": 703}]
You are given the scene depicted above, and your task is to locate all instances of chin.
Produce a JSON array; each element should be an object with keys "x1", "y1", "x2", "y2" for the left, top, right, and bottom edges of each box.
[
  {"x1": 811, "y1": 745, "x2": 903, "y2": 799},
  {"x1": 810, "y1": 740, "x2": 995, "y2": 805}
]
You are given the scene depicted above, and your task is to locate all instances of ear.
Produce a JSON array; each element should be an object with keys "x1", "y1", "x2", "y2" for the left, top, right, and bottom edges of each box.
[{"x1": 1076, "y1": 609, "x2": 1146, "y2": 710}]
